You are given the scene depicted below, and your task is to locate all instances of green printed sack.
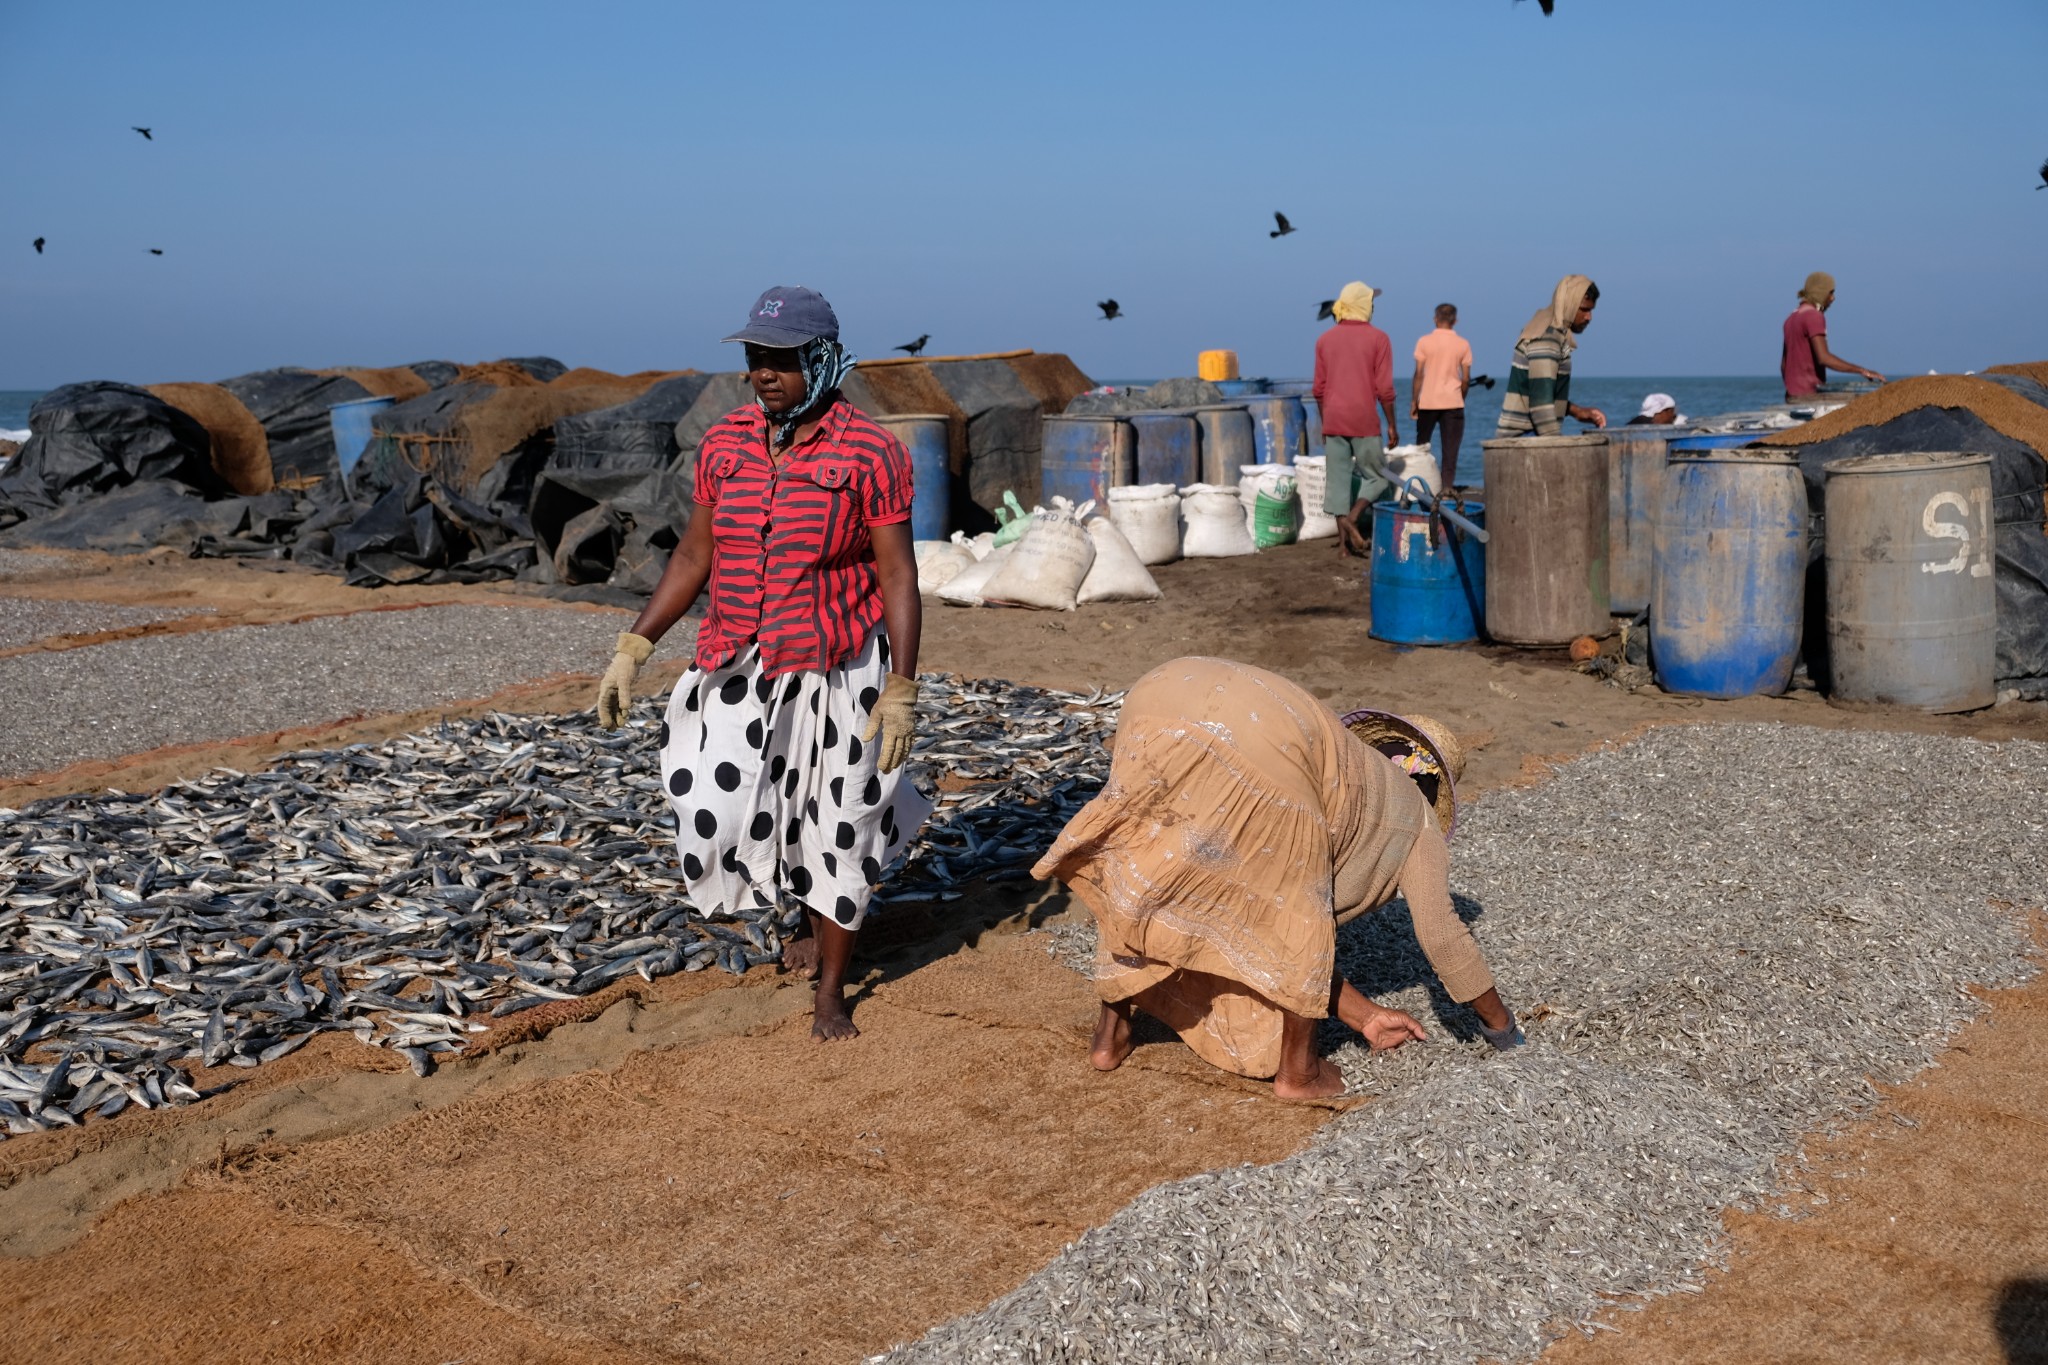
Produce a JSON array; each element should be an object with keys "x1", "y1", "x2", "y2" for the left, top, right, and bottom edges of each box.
[{"x1": 1252, "y1": 478, "x2": 1298, "y2": 549}]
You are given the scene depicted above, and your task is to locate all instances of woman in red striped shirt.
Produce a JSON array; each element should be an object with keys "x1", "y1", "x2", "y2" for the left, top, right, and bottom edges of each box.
[{"x1": 594, "y1": 286, "x2": 931, "y2": 1041}]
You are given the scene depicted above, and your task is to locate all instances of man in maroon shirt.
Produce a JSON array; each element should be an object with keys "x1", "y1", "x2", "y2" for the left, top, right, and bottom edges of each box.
[
  {"x1": 1312, "y1": 281, "x2": 1400, "y2": 555},
  {"x1": 1781, "y1": 271, "x2": 1884, "y2": 400}
]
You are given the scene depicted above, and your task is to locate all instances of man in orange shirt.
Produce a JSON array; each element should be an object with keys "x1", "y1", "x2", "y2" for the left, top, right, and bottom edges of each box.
[{"x1": 1410, "y1": 303, "x2": 1474, "y2": 488}]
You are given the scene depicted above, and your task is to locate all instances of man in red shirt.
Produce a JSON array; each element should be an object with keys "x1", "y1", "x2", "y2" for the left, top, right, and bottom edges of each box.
[
  {"x1": 1781, "y1": 271, "x2": 1884, "y2": 400},
  {"x1": 1312, "y1": 281, "x2": 1400, "y2": 555}
]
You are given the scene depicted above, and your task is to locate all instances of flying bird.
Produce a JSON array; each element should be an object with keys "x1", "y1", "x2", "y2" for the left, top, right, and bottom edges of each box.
[
  {"x1": 1316, "y1": 299, "x2": 1336, "y2": 320},
  {"x1": 893, "y1": 334, "x2": 930, "y2": 356},
  {"x1": 132, "y1": 126, "x2": 153, "y2": 140},
  {"x1": 32, "y1": 237, "x2": 44, "y2": 255},
  {"x1": 1097, "y1": 299, "x2": 1122, "y2": 320},
  {"x1": 2037, "y1": 156, "x2": 2047, "y2": 189},
  {"x1": 148, "y1": 248, "x2": 163, "y2": 256},
  {"x1": 1470, "y1": 374, "x2": 1497, "y2": 390},
  {"x1": 1270, "y1": 211, "x2": 1296, "y2": 238}
]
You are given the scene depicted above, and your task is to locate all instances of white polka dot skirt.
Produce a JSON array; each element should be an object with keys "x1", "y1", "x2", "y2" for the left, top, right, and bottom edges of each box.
[{"x1": 658, "y1": 629, "x2": 933, "y2": 930}]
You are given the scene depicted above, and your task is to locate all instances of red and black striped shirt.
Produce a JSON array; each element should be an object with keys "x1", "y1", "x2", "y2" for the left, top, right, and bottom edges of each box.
[{"x1": 691, "y1": 398, "x2": 914, "y2": 678}]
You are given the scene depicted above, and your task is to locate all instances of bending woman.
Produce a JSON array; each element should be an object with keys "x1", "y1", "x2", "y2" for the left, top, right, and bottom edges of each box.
[
  {"x1": 1033, "y1": 657, "x2": 1521, "y2": 1100},
  {"x1": 595, "y1": 285, "x2": 931, "y2": 1041}
]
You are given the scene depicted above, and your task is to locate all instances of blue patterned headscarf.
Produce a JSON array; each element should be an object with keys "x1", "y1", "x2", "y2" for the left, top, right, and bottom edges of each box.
[{"x1": 760, "y1": 337, "x2": 858, "y2": 445}]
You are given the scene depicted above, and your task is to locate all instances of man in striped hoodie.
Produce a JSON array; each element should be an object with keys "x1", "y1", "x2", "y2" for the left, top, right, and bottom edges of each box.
[{"x1": 1494, "y1": 275, "x2": 1607, "y2": 437}]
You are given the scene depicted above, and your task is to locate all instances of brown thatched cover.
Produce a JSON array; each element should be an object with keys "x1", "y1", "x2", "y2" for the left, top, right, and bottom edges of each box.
[
  {"x1": 144, "y1": 381, "x2": 273, "y2": 494},
  {"x1": 1985, "y1": 361, "x2": 2048, "y2": 388},
  {"x1": 318, "y1": 366, "x2": 431, "y2": 402},
  {"x1": 1006, "y1": 352, "x2": 1094, "y2": 413},
  {"x1": 844, "y1": 363, "x2": 970, "y2": 474},
  {"x1": 1757, "y1": 375, "x2": 2048, "y2": 456},
  {"x1": 454, "y1": 361, "x2": 548, "y2": 389},
  {"x1": 546, "y1": 367, "x2": 694, "y2": 393},
  {"x1": 452, "y1": 385, "x2": 648, "y2": 489}
]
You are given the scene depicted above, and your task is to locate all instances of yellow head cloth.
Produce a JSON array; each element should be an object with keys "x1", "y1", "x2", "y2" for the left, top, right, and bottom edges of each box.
[
  {"x1": 1799, "y1": 271, "x2": 1836, "y2": 307},
  {"x1": 1332, "y1": 281, "x2": 1377, "y2": 323}
]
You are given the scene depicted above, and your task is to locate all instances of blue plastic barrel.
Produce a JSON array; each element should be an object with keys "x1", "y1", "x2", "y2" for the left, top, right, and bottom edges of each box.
[
  {"x1": 1128, "y1": 410, "x2": 1198, "y2": 487},
  {"x1": 1651, "y1": 450, "x2": 1808, "y2": 697},
  {"x1": 1214, "y1": 378, "x2": 1269, "y2": 397},
  {"x1": 1369, "y1": 500, "x2": 1487, "y2": 644},
  {"x1": 1040, "y1": 414, "x2": 1134, "y2": 507},
  {"x1": 1301, "y1": 395, "x2": 1322, "y2": 452},
  {"x1": 1189, "y1": 404, "x2": 1255, "y2": 485},
  {"x1": 877, "y1": 414, "x2": 952, "y2": 539},
  {"x1": 1237, "y1": 394, "x2": 1306, "y2": 466},
  {"x1": 329, "y1": 396, "x2": 396, "y2": 477},
  {"x1": 1265, "y1": 379, "x2": 1314, "y2": 397}
]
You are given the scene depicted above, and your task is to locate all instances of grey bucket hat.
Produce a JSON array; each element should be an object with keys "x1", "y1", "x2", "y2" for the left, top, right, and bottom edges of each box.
[{"x1": 723, "y1": 286, "x2": 840, "y2": 348}]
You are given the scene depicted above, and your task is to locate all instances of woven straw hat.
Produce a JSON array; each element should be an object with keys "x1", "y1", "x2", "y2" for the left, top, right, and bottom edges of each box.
[{"x1": 1340, "y1": 709, "x2": 1466, "y2": 836}]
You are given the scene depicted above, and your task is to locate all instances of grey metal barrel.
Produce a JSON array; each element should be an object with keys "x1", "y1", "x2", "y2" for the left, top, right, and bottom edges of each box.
[
  {"x1": 1823, "y1": 451, "x2": 1996, "y2": 712},
  {"x1": 1189, "y1": 403, "x2": 1254, "y2": 486},
  {"x1": 1480, "y1": 433, "x2": 1611, "y2": 643},
  {"x1": 1600, "y1": 424, "x2": 1688, "y2": 615}
]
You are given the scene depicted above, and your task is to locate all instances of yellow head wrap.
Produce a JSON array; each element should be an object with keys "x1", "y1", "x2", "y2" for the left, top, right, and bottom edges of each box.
[
  {"x1": 1332, "y1": 281, "x2": 1377, "y2": 323},
  {"x1": 1799, "y1": 271, "x2": 1835, "y2": 307},
  {"x1": 1517, "y1": 274, "x2": 1595, "y2": 349}
]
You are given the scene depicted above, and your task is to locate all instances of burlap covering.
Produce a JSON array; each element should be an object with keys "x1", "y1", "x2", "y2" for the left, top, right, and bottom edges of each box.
[
  {"x1": 317, "y1": 366, "x2": 431, "y2": 403},
  {"x1": 845, "y1": 362, "x2": 970, "y2": 475},
  {"x1": 1006, "y1": 352, "x2": 1094, "y2": 414},
  {"x1": 452, "y1": 385, "x2": 648, "y2": 489},
  {"x1": 1986, "y1": 361, "x2": 2048, "y2": 388},
  {"x1": 143, "y1": 381, "x2": 273, "y2": 494},
  {"x1": 546, "y1": 367, "x2": 691, "y2": 393},
  {"x1": 1758, "y1": 375, "x2": 2048, "y2": 457},
  {"x1": 453, "y1": 360, "x2": 548, "y2": 389}
]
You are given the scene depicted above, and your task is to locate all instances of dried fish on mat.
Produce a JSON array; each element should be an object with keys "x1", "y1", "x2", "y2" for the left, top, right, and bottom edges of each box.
[
  {"x1": 0, "y1": 674, "x2": 1120, "y2": 1136},
  {"x1": 899, "y1": 723, "x2": 2045, "y2": 1365}
]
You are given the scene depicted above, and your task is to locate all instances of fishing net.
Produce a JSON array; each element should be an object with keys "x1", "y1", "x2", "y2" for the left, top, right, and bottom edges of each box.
[
  {"x1": 453, "y1": 360, "x2": 547, "y2": 390},
  {"x1": 1006, "y1": 352, "x2": 1094, "y2": 415},
  {"x1": 144, "y1": 381, "x2": 273, "y2": 495}
]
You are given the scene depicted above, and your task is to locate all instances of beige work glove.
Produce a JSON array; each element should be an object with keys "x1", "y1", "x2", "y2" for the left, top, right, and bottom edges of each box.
[
  {"x1": 860, "y1": 672, "x2": 919, "y2": 774},
  {"x1": 596, "y1": 631, "x2": 655, "y2": 729}
]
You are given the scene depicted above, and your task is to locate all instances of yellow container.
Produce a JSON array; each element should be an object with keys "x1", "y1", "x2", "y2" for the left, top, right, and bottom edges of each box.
[{"x1": 1197, "y1": 349, "x2": 1240, "y2": 382}]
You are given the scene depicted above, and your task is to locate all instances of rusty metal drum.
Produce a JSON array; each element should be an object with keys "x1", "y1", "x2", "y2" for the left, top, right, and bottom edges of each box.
[
  {"x1": 1479, "y1": 433, "x2": 1610, "y2": 643},
  {"x1": 1650, "y1": 449, "x2": 1808, "y2": 697},
  {"x1": 1823, "y1": 451, "x2": 1996, "y2": 712}
]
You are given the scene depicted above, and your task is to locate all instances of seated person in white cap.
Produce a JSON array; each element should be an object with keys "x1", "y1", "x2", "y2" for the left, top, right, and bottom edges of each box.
[{"x1": 1626, "y1": 392, "x2": 1684, "y2": 426}]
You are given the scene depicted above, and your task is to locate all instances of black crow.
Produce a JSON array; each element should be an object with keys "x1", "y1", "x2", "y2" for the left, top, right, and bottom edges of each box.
[
  {"x1": 894, "y1": 334, "x2": 929, "y2": 356},
  {"x1": 132, "y1": 126, "x2": 153, "y2": 140},
  {"x1": 1097, "y1": 299, "x2": 1122, "y2": 320},
  {"x1": 32, "y1": 237, "x2": 44, "y2": 254},
  {"x1": 148, "y1": 248, "x2": 163, "y2": 255},
  {"x1": 1470, "y1": 374, "x2": 1497, "y2": 390},
  {"x1": 1316, "y1": 299, "x2": 1336, "y2": 320},
  {"x1": 1270, "y1": 211, "x2": 1296, "y2": 238},
  {"x1": 2037, "y1": 156, "x2": 2047, "y2": 189}
]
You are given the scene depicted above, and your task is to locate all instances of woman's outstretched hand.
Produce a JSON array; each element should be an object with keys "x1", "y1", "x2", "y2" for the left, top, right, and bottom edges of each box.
[{"x1": 597, "y1": 632, "x2": 655, "y2": 729}]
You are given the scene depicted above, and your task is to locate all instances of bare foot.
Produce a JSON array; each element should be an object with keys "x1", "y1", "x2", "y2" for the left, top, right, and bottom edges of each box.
[
  {"x1": 782, "y1": 933, "x2": 819, "y2": 980},
  {"x1": 1272, "y1": 1056, "x2": 1346, "y2": 1101},
  {"x1": 811, "y1": 986, "x2": 859, "y2": 1042},
  {"x1": 1089, "y1": 1001, "x2": 1134, "y2": 1071},
  {"x1": 1338, "y1": 518, "x2": 1370, "y2": 558}
]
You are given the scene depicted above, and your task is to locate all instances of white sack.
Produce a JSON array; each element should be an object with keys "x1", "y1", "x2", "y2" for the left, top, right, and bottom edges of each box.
[
  {"x1": 938, "y1": 543, "x2": 1015, "y2": 606},
  {"x1": 1383, "y1": 445, "x2": 1442, "y2": 504},
  {"x1": 982, "y1": 500, "x2": 1096, "y2": 610},
  {"x1": 1294, "y1": 455, "x2": 1339, "y2": 540},
  {"x1": 915, "y1": 539, "x2": 974, "y2": 593},
  {"x1": 956, "y1": 529, "x2": 997, "y2": 561},
  {"x1": 1179, "y1": 483, "x2": 1257, "y2": 558},
  {"x1": 1076, "y1": 516, "x2": 1162, "y2": 603},
  {"x1": 1107, "y1": 483, "x2": 1182, "y2": 565}
]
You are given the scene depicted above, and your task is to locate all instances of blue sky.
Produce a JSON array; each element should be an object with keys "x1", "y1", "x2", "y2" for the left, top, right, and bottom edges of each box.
[{"x1": 2, "y1": 0, "x2": 2043, "y2": 388}]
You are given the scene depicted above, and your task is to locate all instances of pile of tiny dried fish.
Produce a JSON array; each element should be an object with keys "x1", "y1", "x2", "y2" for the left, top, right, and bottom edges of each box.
[
  {"x1": 0, "y1": 674, "x2": 1118, "y2": 1135},
  {"x1": 891, "y1": 724, "x2": 2044, "y2": 1364}
]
